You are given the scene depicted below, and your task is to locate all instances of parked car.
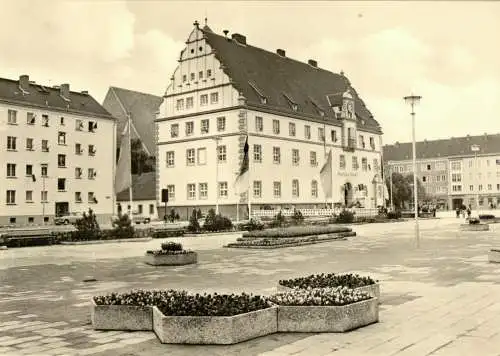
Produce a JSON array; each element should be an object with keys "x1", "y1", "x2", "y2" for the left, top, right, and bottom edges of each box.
[
  {"x1": 132, "y1": 214, "x2": 151, "y2": 225},
  {"x1": 54, "y1": 212, "x2": 83, "y2": 225}
]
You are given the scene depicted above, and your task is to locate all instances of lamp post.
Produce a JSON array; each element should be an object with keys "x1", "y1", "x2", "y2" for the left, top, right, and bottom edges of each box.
[
  {"x1": 213, "y1": 136, "x2": 222, "y2": 215},
  {"x1": 471, "y1": 144, "x2": 480, "y2": 214},
  {"x1": 389, "y1": 163, "x2": 394, "y2": 211},
  {"x1": 404, "y1": 94, "x2": 422, "y2": 248}
]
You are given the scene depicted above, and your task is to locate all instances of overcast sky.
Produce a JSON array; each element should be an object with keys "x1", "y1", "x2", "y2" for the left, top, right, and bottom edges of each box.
[{"x1": 1, "y1": 0, "x2": 499, "y2": 144}]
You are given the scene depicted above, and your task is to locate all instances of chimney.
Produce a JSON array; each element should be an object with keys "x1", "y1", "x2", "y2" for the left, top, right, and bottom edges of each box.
[
  {"x1": 19, "y1": 75, "x2": 30, "y2": 91},
  {"x1": 60, "y1": 83, "x2": 70, "y2": 99},
  {"x1": 308, "y1": 59, "x2": 318, "y2": 67},
  {"x1": 231, "y1": 33, "x2": 247, "y2": 45},
  {"x1": 81, "y1": 90, "x2": 88, "y2": 95},
  {"x1": 276, "y1": 49, "x2": 286, "y2": 57}
]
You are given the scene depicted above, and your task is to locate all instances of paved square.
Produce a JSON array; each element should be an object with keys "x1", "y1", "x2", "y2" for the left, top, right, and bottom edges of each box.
[{"x1": 1, "y1": 218, "x2": 500, "y2": 355}]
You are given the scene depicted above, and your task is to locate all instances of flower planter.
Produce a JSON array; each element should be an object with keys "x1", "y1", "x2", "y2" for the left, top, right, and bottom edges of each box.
[
  {"x1": 60, "y1": 237, "x2": 152, "y2": 245},
  {"x1": 144, "y1": 251, "x2": 197, "y2": 266},
  {"x1": 460, "y1": 223, "x2": 490, "y2": 231},
  {"x1": 277, "y1": 283, "x2": 380, "y2": 299},
  {"x1": 488, "y1": 249, "x2": 500, "y2": 263},
  {"x1": 277, "y1": 298, "x2": 378, "y2": 332},
  {"x1": 90, "y1": 298, "x2": 153, "y2": 331},
  {"x1": 152, "y1": 305, "x2": 278, "y2": 344},
  {"x1": 480, "y1": 217, "x2": 500, "y2": 224}
]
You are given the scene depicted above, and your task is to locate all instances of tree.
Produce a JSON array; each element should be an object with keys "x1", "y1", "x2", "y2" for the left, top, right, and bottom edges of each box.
[
  {"x1": 385, "y1": 172, "x2": 426, "y2": 210},
  {"x1": 131, "y1": 139, "x2": 155, "y2": 175}
]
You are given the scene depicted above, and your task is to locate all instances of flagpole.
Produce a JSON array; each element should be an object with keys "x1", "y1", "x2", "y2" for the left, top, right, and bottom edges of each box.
[
  {"x1": 331, "y1": 150, "x2": 334, "y2": 210},
  {"x1": 127, "y1": 112, "x2": 133, "y2": 218},
  {"x1": 247, "y1": 134, "x2": 251, "y2": 221},
  {"x1": 323, "y1": 123, "x2": 327, "y2": 209}
]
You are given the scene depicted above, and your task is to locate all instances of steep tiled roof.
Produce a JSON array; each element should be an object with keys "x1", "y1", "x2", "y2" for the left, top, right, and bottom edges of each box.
[
  {"x1": 103, "y1": 87, "x2": 162, "y2": 156},
  {"x1": 116, "y1": 172, "x2": 156, "y2": 201},
  {"x1": 383, "y1": 134, "x2": 500, "y2": 161},
  {"x1": 0, "y1": 76, "x2": 113, "y2": 119},
  {"x1": 202, "y1": 30, "x2": 381, "y2": 133}
]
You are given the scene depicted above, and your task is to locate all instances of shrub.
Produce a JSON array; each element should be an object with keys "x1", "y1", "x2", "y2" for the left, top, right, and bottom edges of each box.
[
  {"x1": 73, "y1": 208, "x2": 101, "y2": 240},
  {"x1": 387, "y1": 210, "x2": 402, "y2": 219},
  {"x1": 291, "y1": 209, "x2": 305, "y2": 225},
  {"x1": 244, "y1": 225, "x2": 351, "y2": 238},
  {"x1": 269, "y1": 211, "x2": 286, "y2": 228},
  {"x1": 469, "y1": 217, "x2": 480, "y2": 225},
  {"x1": 146, "y1": 241, "x2": 192, "y2": 256},
  {"x1": 161, "y1": 242, "x2": 183, "y2": 251},
  {"x1": 110, "y1": 213, "x2": 135, "y2": 239},
  {"x1": 187, "y1": 209, "x2": 201, "y2": 232},
  {"x1": 279, "y1": 273, "x2": 376, "y2": 289},
  {"x1": 203, "y1": 209, "x2": 233, "y2": 232},
  {"x1": 269, "y1": 286, "x2": 371, "y2": 307},
  {"x1": 479, "y1": 214, "x2": 496, "y2": 220},
  {"x1": 156, "y1": 292, "x2": 271, "y2": 317},
  {"x1": 151, "y1": 229, "x2": 184, "y2": 238},
  {"x1": 168, "y1": 209, "x2": 179, "y2": 223},
  {"x1": 334, "y1": 209, "x2": 355, "y2": 224},
  {"x1": 242, "y1": 218, "x2": 264, "y2": 231}
]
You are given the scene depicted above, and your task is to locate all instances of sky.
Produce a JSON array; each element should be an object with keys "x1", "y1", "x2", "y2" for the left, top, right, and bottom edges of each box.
[{"x1": 1, "y1": 0, "x2": 499, "y2": 145}]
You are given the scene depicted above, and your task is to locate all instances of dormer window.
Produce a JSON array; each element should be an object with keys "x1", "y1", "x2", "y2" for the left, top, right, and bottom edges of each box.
[
  {"x1": 248, "y1": 81, "x2": 268, "y2": 105},
  {"x1": 309, "y1": 97, "x2": 325, "y2": 117},
  {"x1": 283, "y1": 93, "x2": 298, "y2": 111}
]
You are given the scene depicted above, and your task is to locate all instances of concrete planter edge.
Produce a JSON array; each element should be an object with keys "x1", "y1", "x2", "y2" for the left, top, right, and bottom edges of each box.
[{"x1": 90, "y1": 298, "x2": 153, "y2": 331}]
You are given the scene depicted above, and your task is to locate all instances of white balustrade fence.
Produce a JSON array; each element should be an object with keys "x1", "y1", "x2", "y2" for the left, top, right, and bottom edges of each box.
[{"x1": 251, "y1": 208, "x2": 380, "y2": 219}]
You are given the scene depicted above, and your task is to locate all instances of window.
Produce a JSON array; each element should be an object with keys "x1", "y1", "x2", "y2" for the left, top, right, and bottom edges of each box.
[
  {"x1": 373, "y1": 159, "x2": 379, "y2": 172},
  {"x1": 149, "y1": 204, "x2": 154, "y2": 214},
  {"x1": 25, "y1": 164, "x2": 33, "y2": 176},
  {"x1": 42, "y1": 115, "x2": 49, "y2": 127},
  {"x1": 217, "y1": 117, "x2": 226, "y2": 131},
  {"x1": 6, "y1": 190, "x2": 15, "y2": 204},
  {"x1": 88, "y1": 192, "x2": 96, "y2": 203},
  {"x1": 207, "y1": 69, "x2": 212, "y2": 77},
  {"x1": 422, "y1": 176, "x2": 427, "y2": 182},
  {"x1": 200, "y1": 94, "x2": 208, "y2": 106},
  {"x1": 75, "y1": 167, "x2": 82, "y2": 178},
  {"x1": 289, "y1": 123, "x2": 296, "y2": 136},
  {"x1": 442, "y1": 175, "x2": 446, "y2": 181},
  {"x1": 75, "y1": 192, "x2": 82, "y2": 203},
  {"x1": 201, "y1": 119, "x2": 209, "y2": 134},
  {"x1": 469, "y1": 185, "x2": 474, "y2": 191},
  {"x1": 452, "y1": 185, "x2": 462, "y2": 192},
  {"x1": 88, "y1": 168, "x2": 95, "y2": 179},
  {"x1": 186, "y1": 97, "x2": 194, "y2": 109},
  {"x1": 167, "y1": 185, "x2": 175, "y2": 201},
  {"x1": 57, "y1": 178, "x2": 66, "y2": 191},
  {"x1": 427, "y1": 164, "x2": 431, "y2": 170},
  {"x1": 197, "y1": 148, "x2": 207, "y2": 165},
  {"x1": 450, "y1": 161, "x2": 461, "y2": 170},
  {"x1": 25, "y1": 190, "x2": 33, "y2": 202},
  {"x1": 58, "y1": 154, "x2": 66, "y2": 167},
  {"x1": 436, "y1": 175, "x2": 441, "y2": 182},
  {"x1": 331, "y1": 130, "x2": 338, "y2": 142},
  {"x1": 41, "y1": 165, "x2": 48, "y2": 177},
  {"x1": 7, "y1": 136, "x2": 16, "y2": 150},
  {"x1": 451, "y1": 173, "x2": 462, "y2": 182},
  {"x1": 27, "y1": 112, "x2": 35, "y2": 125},
  {"x1": 190, "y1": 73, "x2": 195, "y2": 81},
  {"x1": 41, "y1": 190, "x2": 48, "y2": 202},
  {"x1": 170, "y1": 123, "x2": 179, "y2": 138},
  {"x1": 88, "y1": 145, "x2": 97, "y2": 157},
  {"x1": 362, "y1": 158, "x2": 368, "y2": 171},
  {"x1": 340, "y1": 155, "x2": 346, "y2": 170},
  {"x1": 75, "y1": 119, "x2": 84, "y2": 131},
  {"x1": 199, "y1": 71, "x2": 204, "y2": 80},
  {"x1": 311, "y1": 180, "x2": 318, "y2": 198},
  {"x1": 7, "y1": 163, "x2": 16, "y2": 177},
  {"x1": 253, "y1": 181, "x2": 262, "y2": 198},
  {"x1": 359, "y1": 134, "x2": 365, "y2": 148},
  {"x1": 310, "y1": 151, "x2": 317, "y2": 166},
  {"x1": 304, "y1": 125, "x2": 311, "y2": 139},
  {"x1": 292, "y1": 179, "x2": 300, "y2": 197},
  {"x1": 199, "y1": 183, "x2": 208, "y2": 199},
  {"x1": 318, "y1": 128, "x2": 325, "y2": 142},
  {"x1": 488, "y1": 184, "x2": 492, "y2": 191},
  {"x1": 26, "y1": 138, "x2": 34, "y2": 151},
  {"x1": 186, "y1": 149, "x2": 195, "y2": 165},
  {"x1": 165, "y1": 151, "x2": 175, "y2": 167},
  {"x1": 255, "y1": 116, "x2": 263, "y2": 132},
  {"x1": 176, "y1": 99, "x2": 184, "y2": 110},
  {"x1": 42, "y1": 140, "x2": 49, "y2": 152},
  {"x1": 292, "y1": 149, "x2": 300, "y2": 165},
  {"x1": 273, "y1": 181, "x2": 281, "y2": 198},
  {"x1": 210, "y1": 92, "x2": 219, "y2": 104},
  {"x1": 272, "y1": 119, "x2": 280, "y2": 134},
  {"x1": 60, "y1": 117, "x2": 65, "y2": 125},
  {"x1": 253, "y1": 145, "x2": 262, "y2": 162},
  {"x1": 58, "y1": 132, "x2": 66, "y2": 145},
  {"x1": 217, "y1": 145, "x2": 227, "y2": 162},
  {"x1": 187, "y1": 184, "x2": 196, "y2": 199},
  {"x1": 182, "y1": 74, "x2": 187, "y2": 82},
  {"x1": 369, "y1": 137, "x2": 375, "y2": 149},
  {"x1": 273, "y1": 147, "x2": 281, "y2": 164},
  {"x1": 218, "y1": 182, "x2": 228, "y2": 197},
  {"x1": 185, "y1": 121, "x2": 194, "y2": 135},
  {"x1": 497, "y1": 184, "x2": 500, "y2": 191},
  {"x1": 352, "y1": 156, "x2": 359, "y2": 170},
  {"x1": 8, "y1": 109, "x2": 17, "y2": 124}
]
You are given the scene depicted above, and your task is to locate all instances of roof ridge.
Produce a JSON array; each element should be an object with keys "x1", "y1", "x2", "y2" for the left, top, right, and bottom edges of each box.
[{"x1": 110, "y1": 86, "x2": 162, "y2": 98}]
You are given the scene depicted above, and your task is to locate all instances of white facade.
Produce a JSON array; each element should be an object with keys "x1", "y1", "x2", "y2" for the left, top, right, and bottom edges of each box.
[
  {"x1": 0, "y1": 100, "x2": 116, "y2": 226},
  {"x1": 156, "y1": 24, "x2": 383, "y2": 219}
]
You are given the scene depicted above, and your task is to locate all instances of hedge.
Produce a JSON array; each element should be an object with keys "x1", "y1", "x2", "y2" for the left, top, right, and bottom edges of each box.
[{"x1": 243, "y1": 225, "x2": 351, "y2": 238}]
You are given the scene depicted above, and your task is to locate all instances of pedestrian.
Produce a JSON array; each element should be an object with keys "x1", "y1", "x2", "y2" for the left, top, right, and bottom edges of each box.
[
  {"x1": 466, "y1": 207, "x2": 471, "y2": 219},
  {"x1": 456, "y1": 207, "x2": 460, "y2": 218}
]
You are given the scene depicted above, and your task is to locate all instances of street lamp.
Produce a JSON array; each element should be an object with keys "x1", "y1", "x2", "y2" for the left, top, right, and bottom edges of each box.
[
  {"x1": 389, "y1": 163, "x2": 394, "y2": 211},
  {"x1": 471, "y1": 144, "x2": 480, "y2": 214},
  {"x1": 213, "y1": 136, "x2": 222, "y2": 215},
  {"x1": 404, "y1": 94, "x2": 422, "y2": 248}
]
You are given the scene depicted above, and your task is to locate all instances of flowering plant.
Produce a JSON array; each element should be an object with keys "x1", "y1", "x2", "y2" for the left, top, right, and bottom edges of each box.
[
  {"x1": 269, "y1": 286, "x2": 371, "y2": 306},
  {"x1": 279, "y1": 273, "x2": 376, "y2": 289},
  {"x1": 146, "y1": 242, "x2": 193, "y2": 255},
  {"x1": 244, "y1": 225, "x2": 351, "y2": 238},
  {"x1": 93, "y1": 289, "x2": 186, "y2": 306}
]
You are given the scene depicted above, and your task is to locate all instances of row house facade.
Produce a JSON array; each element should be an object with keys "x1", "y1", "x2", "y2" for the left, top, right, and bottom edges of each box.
[
  {"x1": 0, "y1": 75, "x2": 116, "y2": 226},
  {"x1": 156, "y1": 22, "x2": 384, "y2": 220},
  {"x1": 383, "y1": 134, "x2": 500, "y2": 210}
]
